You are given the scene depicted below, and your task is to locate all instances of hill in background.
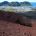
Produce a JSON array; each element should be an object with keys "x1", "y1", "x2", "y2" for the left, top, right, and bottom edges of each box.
[{"x1": 0, "y1": 1, "x2": 32, "y2": 6}]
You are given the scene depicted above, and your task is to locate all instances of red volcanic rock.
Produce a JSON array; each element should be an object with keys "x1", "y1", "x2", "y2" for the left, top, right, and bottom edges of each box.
[
  {"x1": 0, "y1": 20, "x2": 32, "y2": 36},
  {"x1": 0, "y1": 19, "x2": 36, "y2": 36},
  {"x1": 0, "y1": 11, "x2": 32, "y2": 27},
  {"x1": 0, "y1": 12, "x2": 18, "y2": 22},
  {"x1": 18, "y1": 16, "x2": 32, "y2": 27},
  {"x1": 0, "y1": 11, "x2": 36, "y2": 36}
]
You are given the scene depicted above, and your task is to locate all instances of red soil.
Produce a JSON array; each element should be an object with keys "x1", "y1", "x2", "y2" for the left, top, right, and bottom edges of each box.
[
  {"x1": 0, "y1": 11, "x2": 36, "y2": 36},
  {"x1": 0, "y1": 20, "x2": 36, "y2": 36},
  {"x1": 0, "y1": 20, "x2": 32, "y2": 36}
]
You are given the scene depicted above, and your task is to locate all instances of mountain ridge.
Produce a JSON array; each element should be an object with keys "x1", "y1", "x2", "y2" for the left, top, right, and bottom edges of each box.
[{"x1": 0, "y1": 1, "x2": 36, "y2": 7}]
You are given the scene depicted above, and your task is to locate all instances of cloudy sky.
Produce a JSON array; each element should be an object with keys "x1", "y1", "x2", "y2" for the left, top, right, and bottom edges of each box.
[{"x1": 0, "y1": 0, "x2": 36, "y2": 2}]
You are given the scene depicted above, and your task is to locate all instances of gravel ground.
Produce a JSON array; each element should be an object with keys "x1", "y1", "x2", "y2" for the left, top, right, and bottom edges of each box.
[{"x1": 0, "y1": 20, "x2": 36, "y2": 36}]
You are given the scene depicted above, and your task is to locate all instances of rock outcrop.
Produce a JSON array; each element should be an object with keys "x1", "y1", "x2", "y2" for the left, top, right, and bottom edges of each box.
[{"x1": 0, "y1": 11, "x2": 32, "y2": 27}]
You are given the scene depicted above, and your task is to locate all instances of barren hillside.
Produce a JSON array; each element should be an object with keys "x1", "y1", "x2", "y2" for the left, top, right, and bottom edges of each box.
[{"x1": 0, "y1": 11, "x2": 36, "y2": 36}]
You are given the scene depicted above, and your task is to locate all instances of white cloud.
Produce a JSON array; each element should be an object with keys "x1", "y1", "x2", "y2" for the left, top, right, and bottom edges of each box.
[{"x1": 0, "y1": 0, "x2": 36, "y2": 2}]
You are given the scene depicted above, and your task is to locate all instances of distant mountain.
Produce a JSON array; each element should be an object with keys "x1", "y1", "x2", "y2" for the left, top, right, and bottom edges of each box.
[
  {"x1": 0, "y1": 1, "x2": 36, "y2": 7},
  {"x1": 11, "y1": 2, "x2": 20, "y2": 6},
  {"x1": 0, "y1": 1, "x2": 20, "y2": 6},
  {"x1": 20, "y1": 1, "x2": 32, "y2": 6},
  {"x1": 0, "y1": 1, "x2": 10, "y2": 6}
]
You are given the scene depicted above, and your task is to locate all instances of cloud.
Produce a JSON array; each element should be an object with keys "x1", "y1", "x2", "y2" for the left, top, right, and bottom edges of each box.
[{"x1": 0, "y1": 0, "x2": 36, "y2": 2}]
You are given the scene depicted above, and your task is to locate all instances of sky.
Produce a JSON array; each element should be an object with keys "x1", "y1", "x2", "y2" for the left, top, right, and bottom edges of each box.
[{"x1": 0, "y1": 0, "x2": 36, "y2": 2}]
